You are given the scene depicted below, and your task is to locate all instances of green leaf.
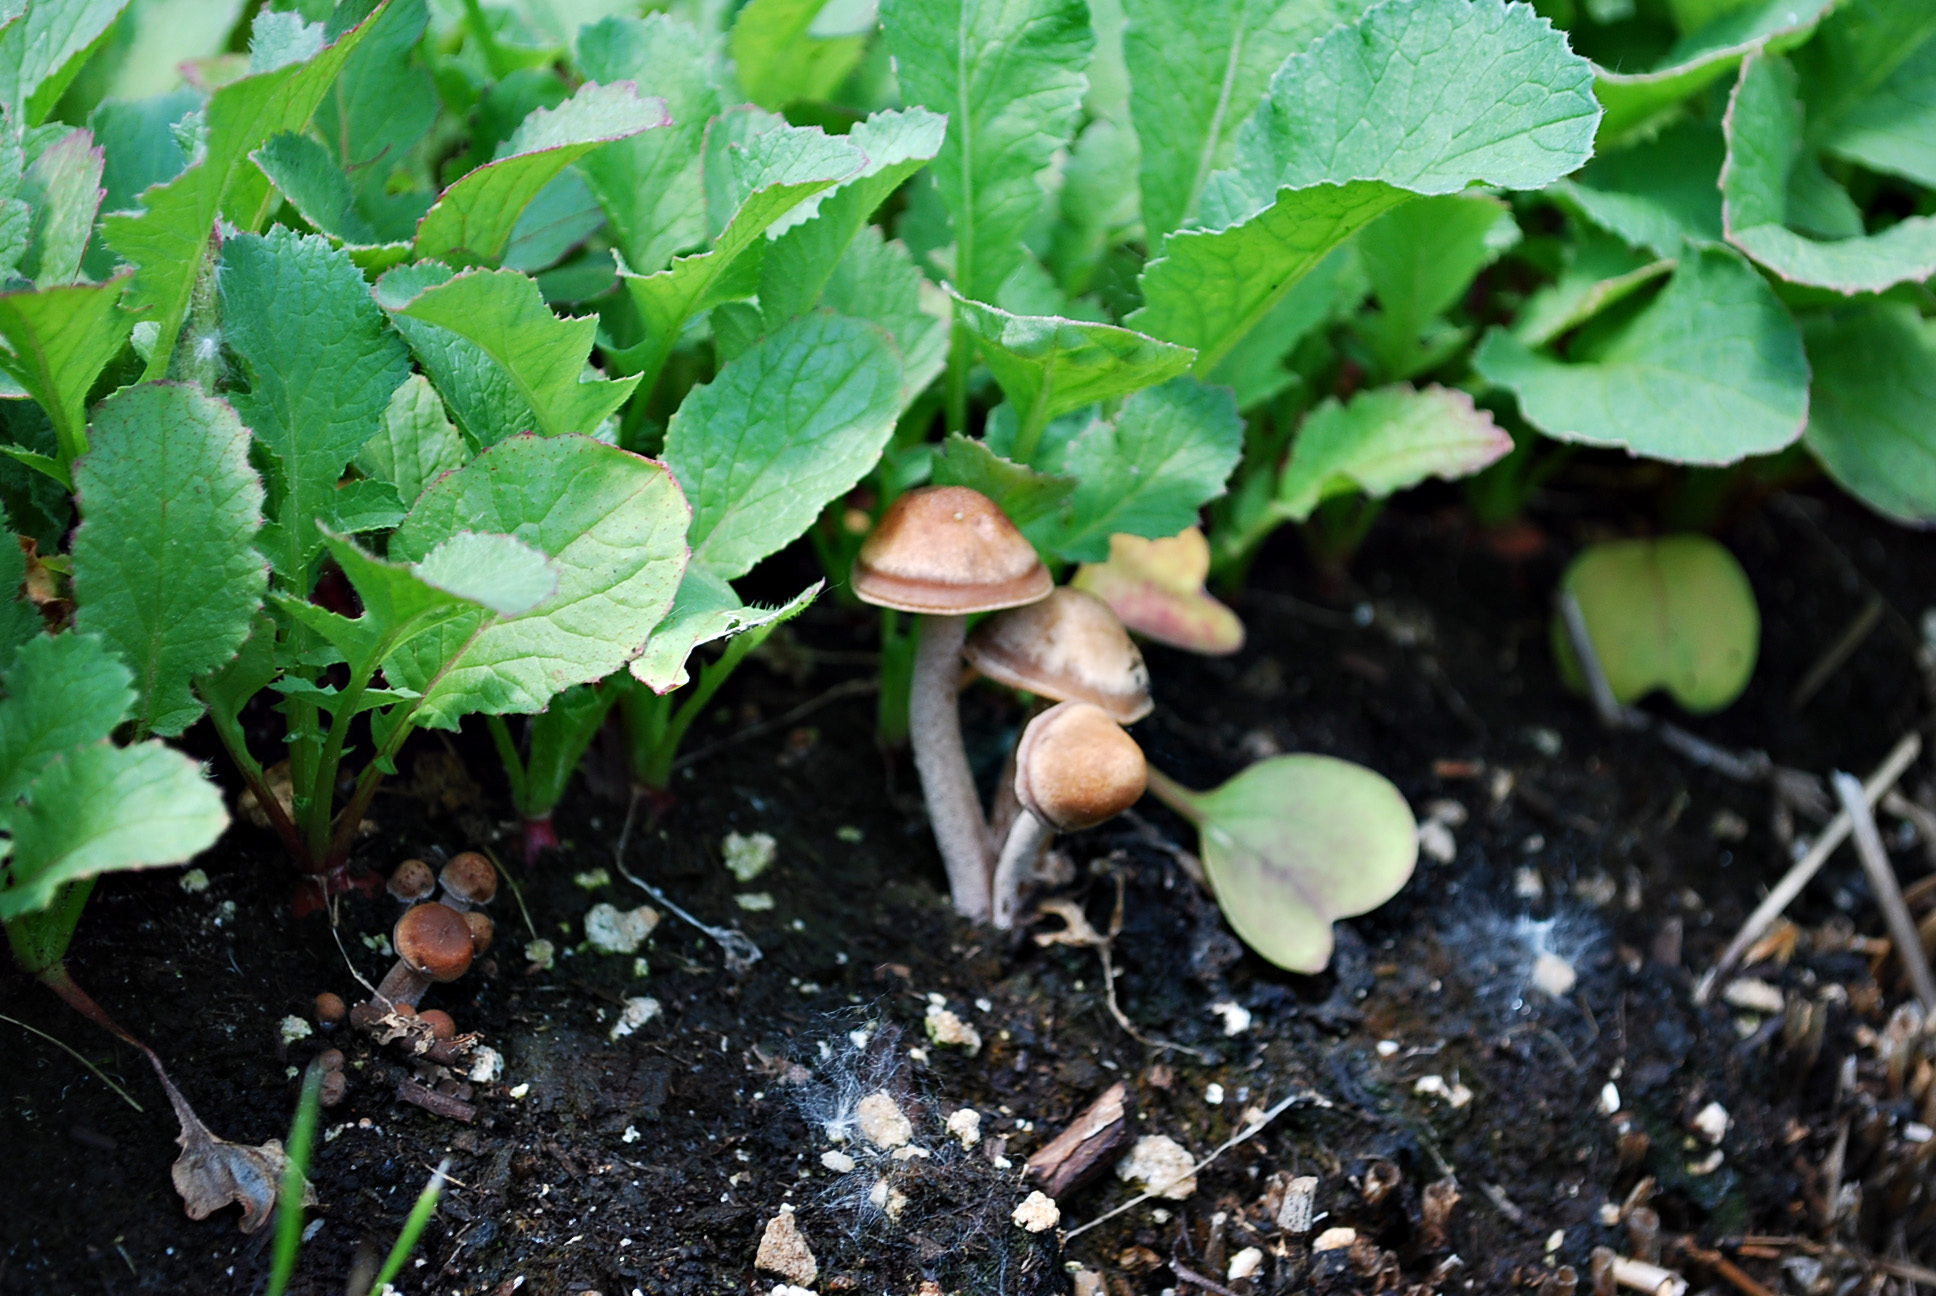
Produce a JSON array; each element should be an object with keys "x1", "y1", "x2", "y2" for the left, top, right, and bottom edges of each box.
[
  {"x1": 1472, "y1": 248, "x2": 1808, "y2": 465},
  {"x1": 70, "y1": 381, "x2": 267, "y2": 737},
  {"x1": 0, "y1": 276, "x2": 136, "y2": 472},
  {"x1": 0, "y1": 740, "x2": 228, "y2": 918},
  {"x1": 611, "y1": 113, "x2": 865, "y2": 385},
  {"x1": 1801, "y1": 304, "x2": 1936, "y2": 526},
  {"x1": 82, "y1": 88, "x2": 197, "y2": 279},
  {"x1": 1513, "y1": 231, "x2": 1675, "y2": 349},
  {"x1": 0, "y1": 0, "x2": 130, "y2": 127},
  {"x1": 313, "y1": 0, "x2": 436, "y2": 234},
  {"x1": 1133, "y1": 0, "x2": 1598, "y2": 375},
  {"x1": 354, "y1": 373, "x2": 470, "y2": 508},
  {"x1": 415, "y1": 81, "x2": 668, "y2": 267},
  {"x1": 1123, "y1": 0, "x2": 1370, "y2": 243},
  {"x1": 386, "y1": 434, "x2": 690, "y2": 727},
  {"x1": 1204, "y1": 244, "x2": 1358, "y2": 410},
  {"x1": 383, "y1": 264, "x2": 639, "y2": 441},
  {"x1": 577, "y1": 14, "x2": 729, "y2": 275},
  {"x1": 101, "y1": 3, "x2": 386, "y2": 380},
  {"x1": 1029, "y1": 377, "x2": 1242, "y2": 562},
  {"x1": 880, "y1": 0, "x2": 1092, "y2": 302},
  {"x1": 665, "y1": 311, "x2": 902, "y2": 581},
  {"x1": 220, "y1": 227, "x2": 411, "y2": 587},
  {"x1": 730, "y1": 0, "x2": 868, "y2": 110},
  {"x1": 1723, "y1": 52, "x2": 1936, "y2": 295},
  {"x1": 19, "y1": 127, "x2": 103, "y2": 286},
  {"x1": 930, "y1": 432, "x2": 1077, "y2": 530},
  {"x1": 1553, "y1": 534, "x2": 1759, "y2": 713},
  {"x1": 0, "y1": 502, "x2": 33, "y2": 659},
  {"x1": 757, "y1": 108, "x2": 946, "y2": 324},
  {"x1": 950, "y1": 292, "x2": 1196, "y2": 442},
  {"x1": 816, "y1": 226, "x2": 949, "y2": 400},
  {"x1": 1161, "y1": 755, "x2": 1416, "y2": 973},
  {"x1": 1815, "y1": 30, "x2": 1936, "y2": 188},
  {"x1": 1047, "y1": 116, "x2": 1140, "y2": 295},
  {"x1": 629, "y1": 569, "x2": 817, "y2": 692},
  {"x1": 415, "y1": 531, "x2": 560, "y2": 616},
  {"x1": 371, "y1": 261, "x2": 530, "y2": 448},
  {"x1": 252, "y1": 129, "x2": 379, "y2": 245},
  {"x1": 1793, "y1": 0, "x2": 1936, "y2": 143},
  {"x1": 1551, "y1": 119, "x2": 1726, "y2": 259},
  {"x1": 0, "y1": 632, "x2": 133, "y2": 803},
  {"x1": 1354, "y1": 192, "x2": 1518, "y2": 380},
  {"x1": 1276, "y1": 385, "x2": 1510, "y2": 521},
  {"x1": 1590, "y1": 0, "x2": 1836, "y2": 145}
]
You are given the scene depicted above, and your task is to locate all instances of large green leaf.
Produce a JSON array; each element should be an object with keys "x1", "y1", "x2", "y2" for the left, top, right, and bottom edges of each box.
[
  {"x1": 0, "y1": 0, "x2": 130, "y2": 127},
  {"x1": 879, "y1": 0, "x2": 1092, "y2": 302},
  {"x1": 385, "y1": 434, "x2": 690, "y2": 727},
  {"x1": 252, "y1": 129, "x2": 381, "y2": 247},
  {"x1": 610, "y1": 114, "x2": 865, "y2": 387},
  {"x1": 817, "y1": 226, "x2": 949, "y2": 401},
  {"x1": 1472, "y1": 248, "x2": 1808, "y2": 465},
  {"x1": 354, "y1": 373, "x2": 470, "y2": 509},
  {"x1": 382, "y1": 263, "x2": 639, "y2": 441},
  {"x1": 1723, "y1": 52, "x2": 1936, "y2": 295},
  {"x1": 1591, "y1": 0, "x2": 1836, "y2": 145},
  {"x1": 1793, "y1": 0, "x2": 1936, "y2": 145},
  {"x1": 70, "y1": 382, "x2": 266, "y2": 737},
  {"x1": 1276, "y1": 385, "x2": 1512, "y2": 521},
  {"x1": 1161, "y1": 755, "x2": 1417, "y2": 973},
  {"x1": 0, "y1": 276, "x2": 136, "y2": 473},
  {"x1": 629, "y1": 570, "x2": 818, "y2": 692},
  {"x1": 1123, "y1": 0, "x2": 1369, "y2": 244},
  {"x1": 1027, "y1": 377, "x2": 1243, "y2": 562},
  {"x1": 0, "y1": 739, "x2": 227, "y2": 918},
  {"x1": 1815, "y1": 32, "x2": 1936, "y2": 188},
  {"x1": 0, "y1": 632, "x2": 132, "y2": 803},
  {"x1": 950, "y1": 293, "x2": 1195, "y2": 443},
  {"x1": 930, "y1": 432, "x2": 1077, "y2": 531},
  {"x1": 1801, "y1": 304, "x2": 1936, "y2": 526},
  {"x1": 415, "y1": 81, "x2": 668, "y2": 267},
  {"x1": 577, "y1": 14, "x2": 730, "y2": 275},
  {"x1": 0, "y1": 502, "x2": 34, "y2": 659},
  {"x1": 1048, "y1": 116, "x2": 1140, "y2": 295},
  {"x1": 19, "y1": 127, "x2": 103, "y2": 287},
  {"x1": 1551, "y1": 119, "x2": 1726, "y2": 259},
  {"x1": 666, "y1": 312, "x2": 902, "y2": 581},
  {"x1": 372, "y1": 261, "x2": 528, "y2": 448},
  {"x1": 1354, "y1": 192, "x2": 1518, "y2": 380},
  {"x1": 313, "y1": 0, "x2": 436, "y2": 235},
  {"x1": 731, "y1": 0, "x2": 868, "y2": 109},
  {"x1": 220, "y1": 227, "x2": 411, "y2": 587},
  {"x1": 101, "y1": 3, "x2": 386, "y2": 380},
  {"x1": 1513, "y1": 231, "x2": 1675, "y2": 349},
  {"x1": 1133, "y1": 0, "x2": 1597, "y2": 375}
]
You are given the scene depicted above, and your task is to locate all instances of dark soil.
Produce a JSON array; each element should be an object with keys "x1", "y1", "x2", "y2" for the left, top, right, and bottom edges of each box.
[{"x1": 6, "y1": 480, "x2": 1936, "y2": 1296}]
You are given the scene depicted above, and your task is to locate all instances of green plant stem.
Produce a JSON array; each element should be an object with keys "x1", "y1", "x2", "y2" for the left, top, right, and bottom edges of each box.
[
  {"x1": 1142, "y1": 765, "x2": 1202, "y2": 824},
  {"x1": 305, "y1": 655, "x2": 385, "y2": 863},
  {"x1": 460, "y1": 0, "x2": 515, "y2": 79},
  {"x1": 1011, "y1": 378, "x2": 1054, "y2": 466},
  {"x1": 486, "y1": 714, "x2": 528, "y2": 810},
  {"x1": 626, "y1": 632, "x2": 769, "y2": 790},
  {"x1": 266, "y1": 1067, "x2": 324, "y2": 1296},
  {"x1": 363, "y1": 1159, "x2": 451, "y2": 1296},
  {"x1": 945, "y1": 324, "x2": 970, "y2": 436},
  {"x1": 4, "y1": 877, "x2": 95, "y2": 976},
  {"x1": 202, "y1": 695, "x2": 310, "y2": 868}
]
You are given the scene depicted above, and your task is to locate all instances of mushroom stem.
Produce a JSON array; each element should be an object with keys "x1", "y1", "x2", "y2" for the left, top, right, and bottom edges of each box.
[
  {"x1": 992, "y1": 814, "x2": 1054, "y2": 930},
  {"x1": 374, "y1": 961, "x2": 433, "y2": 1008},
  {"x1": 911, "y1": 613, "x2": 993, "y2": 920}
]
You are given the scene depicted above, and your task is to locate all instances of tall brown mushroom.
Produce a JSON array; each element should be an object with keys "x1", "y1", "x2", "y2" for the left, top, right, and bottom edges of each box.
[
  {"x1": 992, "y1": 701, "x2": 1147, "y2": 928},
  {"x1": 351, "y1": 902, "x2": 475, "y2": 1026},
  {"x1": 853, "y1": 486, "x2": 1052, "y2": 920}
]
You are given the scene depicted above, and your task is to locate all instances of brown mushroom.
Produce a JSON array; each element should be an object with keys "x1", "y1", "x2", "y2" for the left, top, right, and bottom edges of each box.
[
  {"x1": 992, "y1": 701, "x2": 1146, "y2": 928},
  {"x1": 387, "y1": 858, "x2": 435, "y2": 904},
  {"x1": 853, "y1": 486, "x2": 1052, "y2": 920},
  {"x1": 314, "y1": 991, "x2": 346, "y2": 1027},
  {"x1": 417, "y1": 1009, "x2": 457, "y2": 1041},
  {"x1": 368, "y1": 902, "x2": 474, "y2": 1013},
  {"x1": 438, "y1": 852, "x2": 497, "y2": 912},
  {"x1": 463, "y1": 910, "x2": 494, "y2": 956}
]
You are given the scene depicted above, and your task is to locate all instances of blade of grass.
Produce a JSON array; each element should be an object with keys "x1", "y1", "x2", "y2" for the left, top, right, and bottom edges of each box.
[
  {"x1": 266, "y1": 1066, "x2": 325, "y2": 1296},
  {"x1": 362, "y1": 1157, "x2": 451, "y2": 1296}
]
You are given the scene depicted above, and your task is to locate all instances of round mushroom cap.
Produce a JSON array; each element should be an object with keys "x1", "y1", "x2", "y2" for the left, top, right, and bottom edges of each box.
[
  {"x1": 463, "y1": 909, "x2": 495, "y2": 955},
  {"x1": 388, "y1": 858, "x2": 435, "y2": 904},
  {"x1": 417, "y1": 1009, "x2": 457, "y2": 1041},
  {"x1": 852, "y1": 486, "x2": 1052, "y2": 615},
  {"x1": 393, "y1": 903, "x2": 475, "y2": 983},
  {"x1": 1014, "y1": 701, "x2": 1148, "y2": 833},
  {"x1": 441, "y1": 852, "x2": 497, "y2": 906},
  {"x1": 965, "y1": 587, "x2": 1153, "y2": 723}
]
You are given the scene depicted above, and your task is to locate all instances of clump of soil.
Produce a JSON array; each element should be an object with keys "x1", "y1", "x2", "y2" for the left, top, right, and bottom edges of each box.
[{"x1": 4, "y1": 483, "x2": 1935, "y2": 1295}]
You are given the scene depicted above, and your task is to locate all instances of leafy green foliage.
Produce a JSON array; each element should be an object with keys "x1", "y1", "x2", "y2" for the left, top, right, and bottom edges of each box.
[
  {"x1": 1553, "y1": 535, "x2": 1760, "y2": 713},
  {"x1": 1802, "y1": 305, "x2": 1936, "y2": 526},
  {"x1": 0, "y1": 0, "x2": 131, "y2": 128},
  {"x1": 0, "y1": 277, "x2": 135, "y2": 474},
  {"x1": 1275, "y1": 386, "x2": 1512, "y2": 522},
  {"x1": 731, "y1": 0, "x2": 868, "y2": 109}
]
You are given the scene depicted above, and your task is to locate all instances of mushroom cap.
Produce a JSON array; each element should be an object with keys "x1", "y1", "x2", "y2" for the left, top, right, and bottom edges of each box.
[
  {"x1": 441, "y1": 852, "x2": 497, "y2": 906},
  {"x1": 463, "y1": 909, "x2": 495, "y2": 955},
  {"x1": 964, "y1": 587, "x2": 1153, "y2": 723},
  {"x1": 388, "y1": 858, "x2": 435, "y2": 903},
  {"x1": 417, "y1": 1009, "x2": 457, "y2": 1041},
  {"x1": 393, "y1": 903, "x2": 475, "y2": 983},
  {"x1": 1014, "y1": 701, "x2": 1148, "y2": 832},
  {"x1": 852, "y1": 486, "x2": 1052, "y2": 615}
]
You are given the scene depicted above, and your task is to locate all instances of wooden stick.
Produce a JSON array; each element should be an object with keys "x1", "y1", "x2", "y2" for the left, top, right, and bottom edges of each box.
[
  {"x1": 1833, "y1": 771, "x2": 1936, "y2": 1010},
  {"x1": 1695, "y1": 733, "x2": 1922, "y2": 1005}
]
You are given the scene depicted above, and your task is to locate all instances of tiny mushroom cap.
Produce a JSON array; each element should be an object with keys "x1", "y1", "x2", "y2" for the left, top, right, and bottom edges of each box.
[
  {"x1": 1015, "y1": 701, "x2": 1148, "y2": 832},
  {"x1": 393, "y1": 902, "x2": 475, "y2": 984},
  {"x1": 417, "y1": 1009, "x2": 458, "y2": 1041},
  {"x1": 388, "y1": 858, "x2": 435, "y2": 904},
  {"x1": 965, "y1": 587, "x2": 1153, "y2": 723},
  {"x1": 440, "y1": 852, "x2": 498, "y2": 908},
  {"x1": 314, "y1": 991, "x2": 346, "y2": 1026},
  {"x1": 463, "y1": 910, "x2": 495, "y2": 955},
  {"x1": 852, "y1": 486, "x2": 1053, "y2": 615}
]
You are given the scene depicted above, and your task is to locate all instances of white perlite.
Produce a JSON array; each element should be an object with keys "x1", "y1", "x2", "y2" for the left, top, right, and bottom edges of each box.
[
  {"x1": 1012, "y1": 1191, "x2": 1060, "y2": 1232},
  {"x1": 755, "y1": 1207, "x2": 817, "y2": 1286},
  {"x1": 585, "y1": 902, "x2": 660, "y2": 954},
  {"x1": 277, "y1": 1015, "x2": 313, "y2": 1046},
  {"x1": 1531, "y1": 950, "x2": 1578, "y2": 997},
  {"x1": 821, "y1": 1150, "x2": 856, "y2": 1173},
  {"x1": 1228, "y1": 1247, "x2": 1265, "y2": 1281},
  {"x1": 924, "y1": 1006, "x2": 982, "y2": 1052},
  {"x1": 1208, "y1": 1001, "x2": 1252, "y2": 1036},
  {"x1": 1313, "y1": 1226, "x2": 1357, "y2": 1252},
  {"x1": 468, "y1": 1047, "x2": 504, "y2": 1084},
  {"x1": 1692, "y1": 1101, "x2": 1730, "y2": 1144},
  {"x1": 856, "y1": 1091, "x2": 912, "y2": 1149},
  {"x1": 724, "y1": 831, "x2": 778, "y2": 882},
  {"x1": 609, "y1": 996, "x2": 661, "y2": 1041},
  {"x1": 946, "y1": 1107, "x2": 982, "y2": 1149},
  {"x1": 1722, "y1": 978, "x2": 1785, "y2": 1015},
  {"x1": 1117, "y1": 1134, "x2": 1197, "y2": 1200}
]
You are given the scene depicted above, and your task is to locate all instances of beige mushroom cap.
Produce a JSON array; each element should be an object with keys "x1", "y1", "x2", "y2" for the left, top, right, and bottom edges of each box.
[
  {"x1": 852, "y1": 486, "x2": 1052, "y2": 615},
  {"x1": 1015, "y1": 701, "x2": 1148, "y2": 833},
  {"x1": 965, "y1": 587, "x2": 1153, "y2": 723}
]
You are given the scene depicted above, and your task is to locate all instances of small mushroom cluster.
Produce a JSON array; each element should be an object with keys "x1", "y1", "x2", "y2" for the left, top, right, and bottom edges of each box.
[
  {"x1": 345, "y1": 852, "x2": 496, "y2": 1062},
  {"x1": 854, "y1": 486, "x2": 1151, "y2": 928}
]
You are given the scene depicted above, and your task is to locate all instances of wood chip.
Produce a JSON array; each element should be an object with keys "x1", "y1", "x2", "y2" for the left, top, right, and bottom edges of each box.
[{"x1": 1027, "y1": 1081, "x2": 1133, "y2": 1198}]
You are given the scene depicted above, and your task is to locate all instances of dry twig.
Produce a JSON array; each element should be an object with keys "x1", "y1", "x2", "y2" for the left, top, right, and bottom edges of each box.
[{"x1": 1833, "y1": 771, "x2": 1936, "y2": 1009}]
